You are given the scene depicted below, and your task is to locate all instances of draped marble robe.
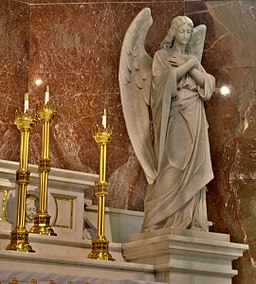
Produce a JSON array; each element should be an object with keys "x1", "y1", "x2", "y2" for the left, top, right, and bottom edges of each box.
[{"x1": 141, "y1": 48, "x2": 215, "y2": 232}]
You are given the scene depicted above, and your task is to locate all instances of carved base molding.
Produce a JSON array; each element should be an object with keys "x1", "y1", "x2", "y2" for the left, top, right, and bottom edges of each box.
[
  {"x1": 122, "y1": 228, "x2": 248, "y2": 284},
  {"x1": 2, "y1": 277, "x2": 80, "y2": 284},
  {"x1": 0, "y1": 250, "x2": 160, "y2": 284}
]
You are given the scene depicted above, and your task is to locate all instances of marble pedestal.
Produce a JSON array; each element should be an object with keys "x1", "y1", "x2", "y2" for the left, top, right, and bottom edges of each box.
[{"x1": 122, "y1": 228, "x2": 248, "y2": 284}]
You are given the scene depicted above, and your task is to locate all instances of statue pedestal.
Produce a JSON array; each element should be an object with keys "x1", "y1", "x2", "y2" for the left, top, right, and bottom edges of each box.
[{"x1": 122, "y1": 228, "x2": 248, "y2": 284}]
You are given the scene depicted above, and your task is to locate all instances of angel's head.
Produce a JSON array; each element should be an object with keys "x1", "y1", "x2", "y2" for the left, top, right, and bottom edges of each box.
[
  {"x1": 25, "y1": 194, "x2": 38, "y2": 223},
  {"x1": 161, "y1": 16, "x2": 194, "y2": 50}
]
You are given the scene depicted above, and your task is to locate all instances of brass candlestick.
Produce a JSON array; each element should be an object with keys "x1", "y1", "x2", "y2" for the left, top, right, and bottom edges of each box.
[
  {"x1": 6, "y1": 111, "x2": 36, "y2": 252},
  {"x1": 30, "y1": 100, "x2": 57, "y2": 236},
  {"x1": 88, "y1": 111, "x2": 115, "y2": 261}
]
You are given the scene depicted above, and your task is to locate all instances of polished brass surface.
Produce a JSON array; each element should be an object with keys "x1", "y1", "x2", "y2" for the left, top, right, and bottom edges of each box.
[
  {"x1": 88, "y1": 235, "x2": 115, "y2": 261},
  {"x1": 29, "y1": 212, "x2": 56, "y2": 235},
  {"x1": 9, "y1": 277, "x2": 20, "y2": 284},
  {"x1": 6, "y1": 225, "x2": 34, "y2": 252},
  {"x1": 0, "y1": 189, "x2": 8, "y2": 221},
  {"x1": 6, "y1": 112, "x2": 36, "y2": 252},
  {"x1": 30, "y1": 101, "x2": 57, "y2": 236},
  {"x1": 88, "y1": 114, "x2": 115, "y2": 261}
]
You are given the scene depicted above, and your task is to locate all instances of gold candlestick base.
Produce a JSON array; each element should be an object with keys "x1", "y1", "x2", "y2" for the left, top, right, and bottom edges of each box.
[
  {"x1": 6, "y1": 226, "x2": 35, "y2": 252},
  {"x1": 87, "y1": 236, "x2": 114, "y2": 261},
  {"x1": 30, "y1": 212, "x2": 57, "y2": 236}
]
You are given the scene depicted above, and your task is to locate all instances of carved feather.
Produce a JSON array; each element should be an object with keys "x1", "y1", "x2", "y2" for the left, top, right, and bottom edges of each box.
[
  {"x1": 119, "y1": 7, "x2": 157, "y2": 184},
  {"x1": 187, "y1": 24, "x2": 207, "y2": 62}
]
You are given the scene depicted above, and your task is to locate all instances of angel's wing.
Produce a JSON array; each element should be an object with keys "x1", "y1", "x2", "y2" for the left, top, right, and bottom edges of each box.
[
  {"x1": 119, "y1": 7, "x2": 157, "y2": 184},
  {"x1": 187, "y1": 24, "x2": 207, "y2": 62}
]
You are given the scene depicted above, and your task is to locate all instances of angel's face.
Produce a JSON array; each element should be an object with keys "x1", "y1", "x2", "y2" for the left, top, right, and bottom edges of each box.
[{"x1": 174, "y1": 23, "x2": 192, "y2": 46}]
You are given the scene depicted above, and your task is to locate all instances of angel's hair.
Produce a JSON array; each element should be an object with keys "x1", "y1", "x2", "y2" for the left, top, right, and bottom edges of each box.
[
  {"x1": 160, "y1": 16, "x2": 194, "y2": 50},
  {"x1": 26, "y1": 194, "x2": 39, "y2": 206}
]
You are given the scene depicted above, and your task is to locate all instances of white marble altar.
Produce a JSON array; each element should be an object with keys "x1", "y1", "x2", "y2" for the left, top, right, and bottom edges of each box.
[
  {"x1": 0, "y1": 159, "x2": 155, "y2": 283},
  {"x1": 85, "y1": 204, "x2": 144, "y2": 243},
  {"x1": 0, "y1": 159, "x2": 248, "y2": 284},
  {"x1": 0, "y1": 159, "x2": 98, "y2": 240},
  {"x1": 0, "y1": 250, "x2": 160, "y2": 284}
]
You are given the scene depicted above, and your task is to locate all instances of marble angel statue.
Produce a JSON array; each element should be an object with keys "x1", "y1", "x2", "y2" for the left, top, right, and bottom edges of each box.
[{"x1": 119, "y1": 8, "x2": 215, "y2": 232}]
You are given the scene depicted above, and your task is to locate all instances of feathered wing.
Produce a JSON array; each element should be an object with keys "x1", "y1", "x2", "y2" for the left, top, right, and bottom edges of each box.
[
  {"x1": 119, "y1": 7, "x2": 157, "y2": 184},
  {"x1": 187, "y1": 24, "x2": 215, "y2": 98},
  {"x1": 187, "y1": 24, "x2": 207, "y2": 62}
]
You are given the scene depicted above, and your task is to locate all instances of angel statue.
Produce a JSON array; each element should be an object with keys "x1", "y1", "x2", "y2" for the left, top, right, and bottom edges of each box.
[{"x1": 119, "y1": 8, "x2": 215, "y2": 232}]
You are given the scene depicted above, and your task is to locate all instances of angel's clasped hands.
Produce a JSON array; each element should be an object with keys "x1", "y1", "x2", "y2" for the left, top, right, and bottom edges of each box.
[{"x1": 169, "y1": 54, "x2": 199, "y2": 69}]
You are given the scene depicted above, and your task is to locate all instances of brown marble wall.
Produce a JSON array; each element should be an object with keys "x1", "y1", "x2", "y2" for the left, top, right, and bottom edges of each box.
[
  {"x1": 0, "y1": 0, "x2": 30, "y2": 161},
  {"x1": 185, "y1": 2, "x2": 256, "y2": 283},
  {"x1": 0, "y1": 0, "x2": 255, "y2": 283}
]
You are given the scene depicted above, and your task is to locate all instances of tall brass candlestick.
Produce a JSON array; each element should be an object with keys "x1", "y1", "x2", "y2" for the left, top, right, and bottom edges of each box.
[
  {"x1": 88, "y1": 110, "x2": 115, "y2": 261},
  {"x1": 30, "y1": 94, "x2": 57, "y2": 236},
  {"x1": 6, "y1": 112, "x2": 36, "y2": 252}
]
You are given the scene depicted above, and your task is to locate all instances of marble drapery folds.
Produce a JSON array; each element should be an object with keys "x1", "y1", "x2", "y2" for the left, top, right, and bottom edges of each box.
[{"x1": 119, "y1": 8, "x2": 215, "y2": 232}]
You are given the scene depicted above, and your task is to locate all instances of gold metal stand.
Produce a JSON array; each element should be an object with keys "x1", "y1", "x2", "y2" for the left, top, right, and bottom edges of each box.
[
  {"x1": 30, "y1": 101, "x2": 57, "y2": 236},
  {"x1": 6, "y1": 112, "x2": 36, "y2": 252},
  {"x1": 88, "y1": 113, "x2": 115, "y2": 261}
]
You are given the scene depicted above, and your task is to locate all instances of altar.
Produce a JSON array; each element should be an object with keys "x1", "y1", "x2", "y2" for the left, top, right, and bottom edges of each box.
[{"x1": 0, "y1": 159, "x2": 248, "y2": 284}]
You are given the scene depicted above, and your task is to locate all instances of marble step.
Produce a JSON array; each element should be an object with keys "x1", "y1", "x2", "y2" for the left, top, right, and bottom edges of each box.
[{"x1": 0, "y1": 250, "x2": 164, "y2": 284}]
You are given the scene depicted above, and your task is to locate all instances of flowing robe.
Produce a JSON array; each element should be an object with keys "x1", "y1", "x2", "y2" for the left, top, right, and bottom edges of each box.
[{"x1": 141, "y1": 49, "x2": 215, "y2": 232}]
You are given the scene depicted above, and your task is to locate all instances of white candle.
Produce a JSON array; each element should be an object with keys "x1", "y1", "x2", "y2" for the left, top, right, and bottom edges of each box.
[
  {"x1": 102, "y1": 109, "x2": 107, "y2": 128},
  {"x1": 45, "y1": 85, "x2": 50, "y2": 105},
  {"x1": 24, "y1": 93, "x2": 29, "y2": 113}
]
